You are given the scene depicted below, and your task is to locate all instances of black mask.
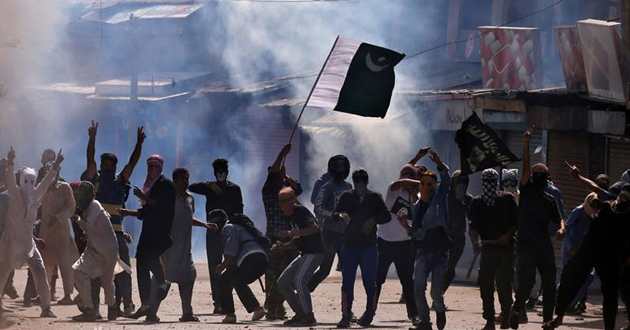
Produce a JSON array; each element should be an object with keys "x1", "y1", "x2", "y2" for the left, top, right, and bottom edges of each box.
[{"x1": 532, "y1": 172, "x2": 548, "y2": 190}]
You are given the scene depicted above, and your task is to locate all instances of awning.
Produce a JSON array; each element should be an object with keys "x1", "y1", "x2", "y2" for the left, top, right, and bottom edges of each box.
[{"x1": 82, "y1": 3, "x2": 203, "y2": 24}]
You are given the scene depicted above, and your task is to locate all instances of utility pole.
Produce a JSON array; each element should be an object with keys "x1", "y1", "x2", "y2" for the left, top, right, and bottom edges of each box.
[{"x1": 622, "y1": 0, "x2": 630, "y2": 109}]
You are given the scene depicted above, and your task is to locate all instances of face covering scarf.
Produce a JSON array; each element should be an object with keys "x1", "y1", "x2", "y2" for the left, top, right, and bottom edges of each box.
[{"x1": 481, "y1": 168, "x2": 499, "y2": 207}]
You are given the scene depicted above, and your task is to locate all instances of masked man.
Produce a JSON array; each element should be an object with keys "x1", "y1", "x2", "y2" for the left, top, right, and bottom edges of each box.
[
  {"x1": 509, "y1": 131, "x2": 562, "y2": 330},
  {"x1": 0, "y1": 147, "x2": 63, "y2": 318},
  {"x1": 444, "y1": 170, "x2": 472, "y2": 293},
  {"x1": 39, "y1": 162, "x2": 78, "y2": 305},
  {"x1": 189, "y1": 158, "x2": 243, "y2": 314}
]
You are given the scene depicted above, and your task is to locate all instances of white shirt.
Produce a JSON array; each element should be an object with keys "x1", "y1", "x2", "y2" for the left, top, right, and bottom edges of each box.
[{"x1": 377, "y1": 182, "x2": 415, "y2": 242}]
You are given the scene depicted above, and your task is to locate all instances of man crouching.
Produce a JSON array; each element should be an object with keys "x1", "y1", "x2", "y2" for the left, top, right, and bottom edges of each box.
[{"x1": 71, "y1": 181, "x2": 119, "y2": 321}]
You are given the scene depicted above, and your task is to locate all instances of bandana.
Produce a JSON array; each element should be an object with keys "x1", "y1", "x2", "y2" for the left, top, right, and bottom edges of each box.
[
  {"x1": 481, "y1": 168, "x2": 499, "y2": 207},
  {"x1": 143, "y1": 155, "x2": 164, "y2": 195},
  {"x1": 19, "y1": 167, "x2": 38, "y2": 218},
  {"x1": 502, "y1": 169, "x2": 518, "y2": 188}
]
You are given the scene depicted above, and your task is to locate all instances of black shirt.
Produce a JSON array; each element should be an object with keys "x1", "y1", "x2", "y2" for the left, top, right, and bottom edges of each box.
[
  {"x1": 583, "y1": 202, "x2": 630, "y2": 256},
  {"x1": 468, "y1": 192, "x2": 518, "y2": 242},
  {"x1": 335, "y1": 189, "x2": 390, "y2": 247},
  {"x1": 447, "y1": 192, "x2": 472, "y2": 241},
  {"x1": 517, "y1": 180, "x2": 561, "y2": 244},
  {"x1": 284, "y1": 205, "x2": 323, "y2": 254},
  {"x1": 189, "y1": 181, "x2": 244, "y2": 222},
  {"x1": 137, "y1": 174, "x2": 176, "y2": 258}
]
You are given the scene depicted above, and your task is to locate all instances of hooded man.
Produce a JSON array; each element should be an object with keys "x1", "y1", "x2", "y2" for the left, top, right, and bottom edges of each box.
[
  {"x1": 469, "y1": 169, "x2": 518, "y2": 330},
  {"x1": 39, "y1": 162, "x2": 78, "y2": 306},
  {"x1": 308, "y1": 154, "x2": 352, "y2": 292},
  {"x1": 0, "y1": 147, "x2": 63, "y2": 318},
  {"x1": 444, "y1": 170, "x2": 473, "y2": 293},
  {"x1": 119, "y1": 154, "x2": 176, "y2": 323},
  {"x1": 70, "y1": 181, "x2": 120, "y2": 322},
  {"x1": 374, "y1": 162, "x2": 421, "y2": 323},
  {"x1": 334, "y1": 169, "x2": 390, "y2": 328},
  {"x1": 548, "y1": 185, "x2": 630, "y2": 330},
  {"x1": 189, "y1": 158, "x2": 243, "y2": 315},
  {"x1": 509, "y1": 132, "x2": 562, "y2": 330},
  {"x1": 82, "y1": 120, "x2": 144, "y2": 317}
]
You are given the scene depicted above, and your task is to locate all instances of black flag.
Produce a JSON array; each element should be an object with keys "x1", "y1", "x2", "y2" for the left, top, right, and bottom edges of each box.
[
  {"x1": 455, "y1": 112, "x2": 520, "y2": 175},
  {"x1": 334, "y1": 43, "x2": 405, "y2": 118}
]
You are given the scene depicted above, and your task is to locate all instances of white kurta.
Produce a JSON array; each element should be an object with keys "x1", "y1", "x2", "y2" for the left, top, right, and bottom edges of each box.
[
  {"x1": 40, "y1": 182, "x2": 79, "y2": 267},
  {"x1": 72, "y1": 200, "x2": 119, "y2": 278},
  {"x1": 0, "y1": 164, "x2": 58, "y2": 269}
]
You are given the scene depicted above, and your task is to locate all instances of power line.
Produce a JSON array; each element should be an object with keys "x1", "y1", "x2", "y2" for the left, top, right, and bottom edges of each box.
[{"x1": 404, "y1": 0, "x2": 567, "y2": 60}]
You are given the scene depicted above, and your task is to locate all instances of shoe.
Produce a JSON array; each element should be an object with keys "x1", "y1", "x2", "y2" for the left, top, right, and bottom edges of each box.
[
  {"x1": 358, "y1": 310, "x2": 375, "y2": 327},
  {"x1": 300, "y1": 313, "x2": 317, "y2": 326},
  {"x1": 350, "y1": 311, "x2": 358, "y2": 323},
  {"x1": 179, "y1": 314, "x2": 200, "y2": 322},
  {"x1": 157, "y1": 282, "x2": 171, "y2": 302},
  {"x1": 71, "y1": 309, "x2": 97, "y2": 322},
  {"x1": 122, "y1": 303, "x2": 135, "y2": 317},
  {"x1": 337, "y1": 315, "x2": 352, "y2": 328},
  {"x1": 411, "y1": 316, "x2": 421, "y2": 326},
  {"x1": 212, "y1": 306, "x2": 224, "y2": 315},
  {"x1": 435, "y1": 311, "x2": 446, "y2": 330},
  {"x1": 283, "y1": 314, "x2": 304, "y2": 326},
  {"x1": 536, "y1": 296, "x2": 543, "y2": 306},
  {"x1": 509, "y1": 310, "x2": 520, "y2": 329},
  {"x1": 410, "y1": 321, "x2": 433, "y2": 330},
  {"x1": 575, "y1": 301, "x2": 586, "y2": 313},
  {"x1": 4, "y1": 286, "x2": 19, "y2": 299},
  {"x1": 251, "y1": 307, "x2": 266, "y2": 321},
  {"x1": 525, "y1": 298, "x2": 536, "y2": 311},
  {"x1": 565, "y1": 307, "x2": 582, "y2": 316},
  {"x1": 222, "y1": 314, "x2": 237, "y2": 324},
  {"x1": 107, "y1": 307, "x2": 118, "y2": 321},
  {"x1": 143, "y1": 312, "x2": 160, "y2": 324},
  {"x1": 482, "y1": 319, "x2": 496, "y2": 330},
  {"x1": 127, "y1": 306, "x2": 148, "y2": 319},
  {"x1": 57, "y1": 296, "x2": 74, "y2": 306},
  {"x1": 500, "y1": 312, "x2": 510, "y2": 329},
  {"x1": 276, "y1": 308, "x2": 288, "y2": 320},
  {"x1": 95, "y1": 312, "x2": 103, "y2": 320},
  {"x1": 40, "y1": 307, "x2": 56, "y2": 318}
]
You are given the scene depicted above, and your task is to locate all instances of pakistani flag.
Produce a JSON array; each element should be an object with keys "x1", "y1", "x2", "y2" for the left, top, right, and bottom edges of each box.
[{"x1": 306, "y1": 37, "x2": 405, "y2": 118}]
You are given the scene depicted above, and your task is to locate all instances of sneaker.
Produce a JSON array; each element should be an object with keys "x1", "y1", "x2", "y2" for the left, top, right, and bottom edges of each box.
[
  {"x1": 251, "y1": 307, "x2": 266, "y2": 321},
  {"x1": 4, "y1": 286, "x2": 18, "y2": 299},
  {"x1": 57, "y1": 295, "x2": 74, "y2": 306},
  {"x1": 525, "y1": 298, "x2": 536, "y2": 311},
  {"x1": 143, "y1": 312, "x2": 160, "y2": 324},
  {"x1": 509, "y1": 310, "x2": 520, "y2": 329},
  {"x1": 128, "y1": 306, "x2": 148, "y2": 319},
  {"x1": 435, "y1": 311, "x2": 446, "y2": 330},
  {"x1": 179, "y1": 314, "x2": 200, "y2": 322},
  {"x1": 300, "y1": 313, "x2": 317, "y2": 326},
  {"x1": 222, "y1": 314, "x2": 237, "y2": 324},
  {"x1": 107, "y1": 307, "x2": 118, "y2": 321},
  {"x1": 71, "y1": 309, "x2": 96, "y2": 322},
  {"x1": 410, "y1": 321, "x2": 433, "y2": 330},
  {"x1": 358, "y1": 310, "x2": 375, "y2": 327},
  {"x1": 40, "y1": 307, "x2": 56, "y2": 318},
  {"x1": 123, "y1": 304, "x2": 135, "y2": 318},
  {"x1": 283, "y1": 314, "x2": 304, "y2": 326},
  {"x1": 337, "y1": 316, "x2": 352, "y2": 328},
  {"x1": 575, "y1": 301, "x2": 587, "y2": 313},
  {"x1": 350, "y1": 311, "x2": 359, "y2": 323},
  {"x1": 411, "y1": 316, "x2": 421, "y2": 326},
  {"x1": 519, "y1": 311, "x2": 528, "y2": 324}
]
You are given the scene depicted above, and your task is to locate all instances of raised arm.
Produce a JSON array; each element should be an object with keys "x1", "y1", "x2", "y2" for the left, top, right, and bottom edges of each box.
[
  {"x1": 409, "y1": 147, "x2": 431, "y2": 165},
  {"x1": 569, "y1": 165, "x2": 605, "y2": 195},
  {"x1": 120, "y1": 126, "x2": 146, "y2": 181},
  {"x1": 36, "y1": 149, "x2": 63, "y2": 202},
  {"x1": 5, "y1": 147, "x2": 18, "y2": 196},
  {"x1": 430, "y1": 150, "x2": 450, "y2": 198},
  {"x1": 270, "y1": 144, "x2": 291, "y2": 173},
  {"x1": 85, "y1": 120, "x2": 98, "y2": 181},
  {"x1": 521, "y1": 131, "x2": 531, "y2": 186}
]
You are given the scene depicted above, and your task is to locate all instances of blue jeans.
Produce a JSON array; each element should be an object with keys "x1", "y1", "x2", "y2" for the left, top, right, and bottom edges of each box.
[
  {"x1": 414, "y1": 248, "x2": 447, "y2": 324},
  {"x1": 340, "y1": 244, "x2": 378, "y2": 317}
]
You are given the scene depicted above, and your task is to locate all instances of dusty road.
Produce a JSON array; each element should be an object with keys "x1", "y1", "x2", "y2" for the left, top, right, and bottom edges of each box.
[{"x1": 0, "y1": 263, "x2": 622, "y2": 330}]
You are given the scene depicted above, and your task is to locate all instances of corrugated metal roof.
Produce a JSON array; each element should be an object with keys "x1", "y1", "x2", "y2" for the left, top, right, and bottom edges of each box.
[{"x1": 81, "y1": 2, "x2": 203, "y2": 24}]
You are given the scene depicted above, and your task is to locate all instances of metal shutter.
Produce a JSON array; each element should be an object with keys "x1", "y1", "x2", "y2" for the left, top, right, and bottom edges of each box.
[
  {"x1": 608, "y1": 139, "x2": 630, "y2": 183},
  {"x1": 547, "y1": 132, "x2": 590, "y2": 214}
]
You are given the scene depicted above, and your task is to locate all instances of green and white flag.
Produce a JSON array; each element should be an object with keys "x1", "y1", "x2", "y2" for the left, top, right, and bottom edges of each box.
[{"x1": 306, "y1": 37, "x2": 405, "y2": 118}]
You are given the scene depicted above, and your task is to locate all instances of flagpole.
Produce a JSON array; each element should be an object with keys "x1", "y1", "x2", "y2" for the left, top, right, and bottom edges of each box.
[{"x1": 287, "y1": 35, "x2": 340, "y2": 145}]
